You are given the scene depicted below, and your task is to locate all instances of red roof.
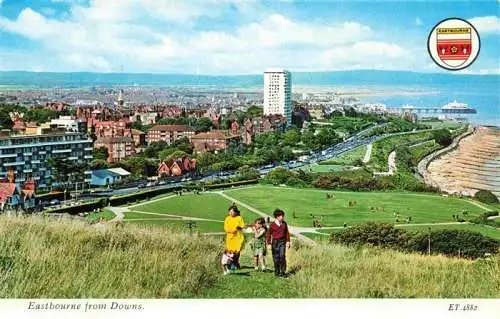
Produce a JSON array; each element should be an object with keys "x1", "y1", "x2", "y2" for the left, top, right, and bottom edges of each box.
[{"x1": 149, "y1": 125, "x2": 195, "y2": 132}]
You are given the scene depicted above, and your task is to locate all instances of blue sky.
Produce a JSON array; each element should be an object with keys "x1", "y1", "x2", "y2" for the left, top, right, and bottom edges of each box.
[{"x1": 0, "y1": 0, "x2": 498, "y2": 74}]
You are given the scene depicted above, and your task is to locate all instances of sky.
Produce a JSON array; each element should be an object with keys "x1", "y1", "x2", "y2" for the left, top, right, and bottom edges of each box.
[{"x1": 0, "y1": 0, "x2": 498, "y2": 75}]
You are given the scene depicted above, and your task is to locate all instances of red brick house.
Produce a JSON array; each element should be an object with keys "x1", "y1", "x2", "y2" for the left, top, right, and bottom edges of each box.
[
  {"x1": 191, "y1": 130, "x2": 240, "y2": 153},
  {"x1": 147, "y1": 125, "x2": 195, "y2": 145},
  {"x1": 94, "y1": 136, "x2": 135, "y2": 163},
  {"x1": 158, "y1": 156, "x2": 197, "y2": 177},
  {"x1": 131, "y1": 129, "x2": 146, "y2": 147}
]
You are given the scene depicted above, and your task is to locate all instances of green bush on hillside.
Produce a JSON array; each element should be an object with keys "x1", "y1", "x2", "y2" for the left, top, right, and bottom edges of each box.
[
  {"x1": 408, "y1": 229, "x2": 499, "y2": 259},
  {"x1": 329, "y1": 222, "x2": 499, "y2": 259},
  {"x1": 474, "y1": 190, "x2": 499, "y2": 204},
  {"x1": 432, "y1": 128, "x2": 453, "y2": 147},
  {"x1": 468, "y1": 211, "x2": 499, "y2": 228},
  {"x1": 330, "y1": 222, "x2": 409, "y2": 250}
]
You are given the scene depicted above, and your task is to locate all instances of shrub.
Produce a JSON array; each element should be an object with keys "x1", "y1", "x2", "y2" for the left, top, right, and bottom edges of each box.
[
  {"x1": 204, "y1": 179, "x2": 259, "y2": 190},
  {"x1": 468, "y1": 211, "x2": 499, "y2": 227},
  {"x1": 46, "y1": 199, "x2": 107, "y2": 215},
  {"x1": 407, "y1": 229, "x2": 500, "y2": 259},
  {"x1": 474, "y1": 190, "x2": 499, "y2": 204},
  {"x1": 329, "y1": 222, "x2": 409, "y2": 250},
  {"x1": 432, "y1": 128, "x2": 453, "y2": 147},
  {"x1": 329, "y1": 222, "x2": 500, "y2": 259},
  {"x1": 109, "y1": 186, "x2": 182, "y2": 206}
]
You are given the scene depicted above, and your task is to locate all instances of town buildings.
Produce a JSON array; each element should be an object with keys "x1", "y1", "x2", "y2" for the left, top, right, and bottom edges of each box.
[
  {"x1": 0, "y1": 128, "x2": 93, "y2": 189},
  {"x1": 263, "y1": 68, "x2": 292, "y2": 124},
  {"x1": 94, "y1": 136, "x2": 135, "y2": 163},
  {"x1": 92, "y1": 119, "x2": 137, "y2": 163},
  {"x1": 147, "y1": 125, "x2": 195, "y2": 145},
  {"x1": 191, "y1": 130, "x2": 240, "y2": 153},
  {"x1": 90, "y1": 167, "x2": 131, "y2": 186},
  {"x1": 50, "y1": 116, "x2": 87, "y2": 133},
  {"x1": 0, "y1": 171, "x2": 37, "y2": 213},
  {"x1": 157, "y1": 156, "x2": 197, "y2": 177}
]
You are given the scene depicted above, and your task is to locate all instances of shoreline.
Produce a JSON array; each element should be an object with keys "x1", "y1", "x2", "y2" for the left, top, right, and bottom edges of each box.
[{"x1": 425, "y1": 126, "x2": 500, "y2": 197}]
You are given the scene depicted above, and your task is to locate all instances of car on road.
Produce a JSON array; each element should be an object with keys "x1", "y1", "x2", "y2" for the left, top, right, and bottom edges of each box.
[{"x1": 50, "y1": 199, "x2": 60, "y2": 206}]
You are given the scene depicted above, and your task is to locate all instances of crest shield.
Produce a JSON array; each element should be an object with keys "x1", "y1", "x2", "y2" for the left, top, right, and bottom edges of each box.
[{"x1": 436, "y1": 27, "x2": 472, "y2": 68}]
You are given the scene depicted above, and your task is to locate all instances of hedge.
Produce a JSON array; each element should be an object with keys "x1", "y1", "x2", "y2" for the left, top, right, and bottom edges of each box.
[
  {"x1": 108, "y1": 186, "x2": 183, "y2": 206},
  {"x1": 474, "y1": 190, "x2": 499, "y2": 204},
  {"x1": 45, "y1": 199, "x2": 107, "y2": 215},
  {"x1": 37, "y1": 192, "x2": 66, "y2": 202},
  {"x1": 203, "y1": 179, "x2": 259, "y2": 190},
  {"x1": 330, "y1": 222, "x2": 499, "y2": 259}
]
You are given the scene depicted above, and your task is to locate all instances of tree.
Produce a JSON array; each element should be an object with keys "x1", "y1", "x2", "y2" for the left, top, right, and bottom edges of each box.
[
  {"x1": 131, "y1": 119, "x2": 144, "y2": 131},
  {"x1": 24, "y1": 107, "x2": 59, "y2": 124},
  {"x1": 90, "y1": 159, "x2": 109, "y2": 170},
  {"x1": 235, "y1": 165, "x2": 260, "y2": 180},
  {"x1": 0, "y1": 104, "x2": 15, "y2": 129},
  {"x1": 246, "y1": 105, "x2": 263, "y2": 117},
  {"x1": 474, "y1": 190, "x2": 499, "y2": 204},
  {"x1": 93, "y1": 147, "x2": 109, "y2": 161},
  {"x1": 195, "y1": 117, "x2": 213, "y2": 132},
  {"x1": 196, "y1": 152, "x2": 218, "y2": 171},
  {"x1": 144, "y1": 141, "x2": 169, "y2": 158},
  {"x1": 47, "y1": 157, "x2": 88, "y2": 190},
  {"x1": 119, "y1": 156, "x2": 157, "y2": 177},
  {"x1": 166, "y1": 150, "x2": 188, "y2": 162},
  {"x1": 432, "y1": 129, "x2": 453, "y2": 147},
  {"x1": 282, "y1": 128, "x2": 300, "y2": 146},
  {"x1": 263, "y1": 167, "x2": 295, "y2": 185},
  {"x1": 301, "y1": 130, "x2": 320, "y2": 150},
  {"x1": 171, "y1": 136, "x2": 194, "y2": 154}
]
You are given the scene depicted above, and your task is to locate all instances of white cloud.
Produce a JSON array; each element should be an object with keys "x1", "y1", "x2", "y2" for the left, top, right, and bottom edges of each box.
[
  {"x1": 415, "y1": 17, "x2": 422, "y2": 26},
  {"x1": 468, "y1": 16, "x2": 500, "y2": 33},
  {"x1": 0, "y1": 1, "x2": 424, "y2": 73}
]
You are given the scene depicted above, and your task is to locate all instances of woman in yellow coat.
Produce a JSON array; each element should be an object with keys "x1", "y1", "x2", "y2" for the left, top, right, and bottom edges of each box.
[{"x1": 224, "y1": 205, "x2": 245, "y2": 269}]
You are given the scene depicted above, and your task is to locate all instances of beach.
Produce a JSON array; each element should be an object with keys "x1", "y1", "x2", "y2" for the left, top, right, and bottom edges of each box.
[{"x1": 426, "y1": 126, "x2": 500, "y2": 197}]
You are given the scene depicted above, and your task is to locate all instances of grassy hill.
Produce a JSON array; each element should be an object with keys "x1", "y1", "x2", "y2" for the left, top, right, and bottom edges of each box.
[{"x1": 0, "y1": 216, "x2": 498, "y2": 298}]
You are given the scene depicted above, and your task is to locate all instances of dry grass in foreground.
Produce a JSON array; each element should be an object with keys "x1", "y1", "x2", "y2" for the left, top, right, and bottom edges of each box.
[
  {"x1": 287, "y1": 243, "x2": 500, "y2": 298},
  {"x1": 0, "y1": 216, "x2": 220, "y2": 298},
  {"x1": 0, "y1": 216, "x2": 498, "y2": 298}
]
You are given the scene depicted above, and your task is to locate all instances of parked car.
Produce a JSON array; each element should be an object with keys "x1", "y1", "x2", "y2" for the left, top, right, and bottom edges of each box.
[{"x1": 50, "y1": 199, "x2": 60, "y2": 206}]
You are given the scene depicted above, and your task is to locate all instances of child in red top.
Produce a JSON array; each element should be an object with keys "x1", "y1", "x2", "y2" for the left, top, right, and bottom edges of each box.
[{"x1": 266, "y1": 209, "x2": 291, "y2": 277}]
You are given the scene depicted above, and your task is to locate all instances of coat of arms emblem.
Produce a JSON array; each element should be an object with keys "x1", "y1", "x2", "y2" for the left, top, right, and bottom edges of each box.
[{"x1": 428, "y1": 18, "x2": 480, "y2": 71}]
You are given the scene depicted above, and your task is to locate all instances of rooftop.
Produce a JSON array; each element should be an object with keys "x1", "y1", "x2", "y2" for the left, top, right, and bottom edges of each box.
[
  {"x1": 149, "y1": 125, "x2": 195, "y2": 132},
  {"x1": 191, "y1": 130, "x2": 239, "y2": 140}
]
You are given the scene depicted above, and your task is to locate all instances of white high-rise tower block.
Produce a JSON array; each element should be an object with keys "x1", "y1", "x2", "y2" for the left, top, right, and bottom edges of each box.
[{"x1": 263, "y1": 68, "x2": 292, "y2": 124}]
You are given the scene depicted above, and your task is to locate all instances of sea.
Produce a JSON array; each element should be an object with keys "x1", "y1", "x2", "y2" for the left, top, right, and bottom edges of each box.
[{"x1": 0, "y1": 70, "x2": 498, "y2": 126}]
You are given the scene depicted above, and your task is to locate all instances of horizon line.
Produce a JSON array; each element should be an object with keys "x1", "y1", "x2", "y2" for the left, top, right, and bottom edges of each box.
[{"x1": 0, "y1": 69, "x2": 497, "y2": 77}]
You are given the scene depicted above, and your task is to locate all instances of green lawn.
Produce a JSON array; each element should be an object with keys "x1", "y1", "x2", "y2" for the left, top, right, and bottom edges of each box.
[
  {"x1": 87, "y1": 209, "x2": 115, "y2": 222},
  {"x1": 129, "y1": 193, "x2": 262, "y2": 224},
  {"x1": 369, "y1": 131, "x2": 435, "y2": 170},
  {"x1": 301, "y1": 232, "x2": 330, "y2": 241},
  {"x1": 223, "y1": 186, "x2": 488, "y2": 227},
  {"x1": 125, "y1": 218, "x2": 225, "y2": 233},
  {"x1": 301, "y1": 164, "x2": 349, "y2": 173},
  {"x1": 320, "y1": 145, "x2": 367, "y2": 166}
]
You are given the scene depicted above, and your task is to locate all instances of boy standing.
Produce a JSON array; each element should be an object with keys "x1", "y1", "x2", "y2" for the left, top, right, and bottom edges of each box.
[{"x1": 266, "y1": 209, "x2": 291, "y2": 277}]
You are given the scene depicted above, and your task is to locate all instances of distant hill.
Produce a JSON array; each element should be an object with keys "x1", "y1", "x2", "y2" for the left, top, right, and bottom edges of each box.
[{"x1": 0, "y1": 70, "x2": 497, "y2": 88}]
